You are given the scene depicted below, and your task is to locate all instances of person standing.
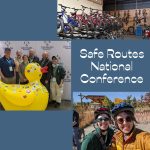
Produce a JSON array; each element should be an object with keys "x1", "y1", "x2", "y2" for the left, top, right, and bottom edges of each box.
[
  {"x1": 50, "y1": 56, "x2": 66, "y2": 107},
  {"x1": 0, "y1": 48, "x2": 16, "y2": 84},
  {"x1": 73, "y1": 109, "x2": 81, "y2": 150},
  {"x1": 81, "y1": 107, "x2": 114, "y2": 150},
  {"x1": 14, "y1": 49, "x2": 23, "y2": 84},
  {"x1": 28, "y1": 49, "x2": 39, "y2": 63},
  {"x1": 18, "y1": 55, "x2": 29, "y2": 84},
  {"x1": 110, "y1": 102, "x2": 150, "y2": 150},
  {"x1": 39, "y1": 51, "x2": 52, "y2": 95}
]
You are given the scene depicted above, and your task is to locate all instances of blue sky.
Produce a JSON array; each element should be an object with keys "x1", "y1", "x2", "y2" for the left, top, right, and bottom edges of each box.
[{"x1": 73, "y1": 92, "x2": 146, "y2": 103}]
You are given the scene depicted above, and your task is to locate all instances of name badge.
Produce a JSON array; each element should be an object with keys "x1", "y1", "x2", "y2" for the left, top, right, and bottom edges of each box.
[{"x1": 9, "y1": 66, "x2": 13, "y2": 71}]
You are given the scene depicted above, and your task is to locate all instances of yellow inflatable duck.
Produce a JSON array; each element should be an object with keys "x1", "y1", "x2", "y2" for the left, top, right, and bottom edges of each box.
[{"x1": 0, "y1": 63, "x2": 49, "y2": 111}]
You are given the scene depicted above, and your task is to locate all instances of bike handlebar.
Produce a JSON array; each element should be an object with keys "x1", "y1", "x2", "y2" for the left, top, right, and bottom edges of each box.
[
  {"x1": 71, "y1": 8, "x2": 82, "y2": 12},
  {"x1": 59, "y1": 4, "x2": 101, "y2": 12},
  {"x1": 81, "y1": 5, "x2": 101, "y2": 12},
  {"x1": 81, "y1": 5, "x2": 88, "y2": 9},
  {"x1": 58, "y1": 4, "x2": 71, "y2": 10}
]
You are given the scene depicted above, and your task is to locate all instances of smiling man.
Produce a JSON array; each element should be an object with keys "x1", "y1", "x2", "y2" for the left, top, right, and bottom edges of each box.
[
  {"x1": 81, "y1": 107, "x2": 114, "y2": 150},
  {"x1": 110, "y1": 102, "x2": 150, "y2": 150},
  {"x1": 0, "y1": 48, "x2": 16, "y2": 84}
]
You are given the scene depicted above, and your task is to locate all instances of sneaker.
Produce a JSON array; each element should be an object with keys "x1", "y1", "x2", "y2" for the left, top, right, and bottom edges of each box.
[
  {"x1": 54, "y1": 102, "x2": 61, "y2": 108},
  {"x1": 49, "y1": 100, "x2": 56, "y2": 104}
]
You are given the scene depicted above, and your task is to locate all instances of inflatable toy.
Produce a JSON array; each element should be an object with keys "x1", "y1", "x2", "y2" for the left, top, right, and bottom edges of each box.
[{"x1": 0, "y1": 63, "x2": 49, "y2": 111}]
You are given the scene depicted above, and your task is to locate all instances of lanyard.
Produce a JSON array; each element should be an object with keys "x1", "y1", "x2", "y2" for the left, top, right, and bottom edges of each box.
[
  {"x1": 41, "y1": 59, "x2": 46, "y2": 67},
  {"x1": 6, "y1": 59, "x2": 13, "y2": 66}
]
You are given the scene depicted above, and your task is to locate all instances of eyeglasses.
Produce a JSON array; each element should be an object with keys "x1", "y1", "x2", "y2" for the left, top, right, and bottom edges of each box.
[
  {"x1": 97, "y1": 117, "x2": 109, "y2": 122},
  {"x1": 116, "y1": 116, "x2": 132, "y2": 124}
]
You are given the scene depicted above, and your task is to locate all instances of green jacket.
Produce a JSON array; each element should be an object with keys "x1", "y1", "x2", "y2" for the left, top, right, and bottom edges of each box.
[
  {"x1": 52, "y1": 65, "x2": 66, "y2": 85},
  {"x1": 81, "y1": 127, "x2": 114, "y2": 150}
]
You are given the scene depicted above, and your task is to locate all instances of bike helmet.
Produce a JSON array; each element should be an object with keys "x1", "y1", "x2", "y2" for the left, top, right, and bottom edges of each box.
[
  {"x1": 111, "y1": 102, "x2": 134, "y2": 118},
  {"x1": 94, "y1": 107, "x2": 111, "y2": 120}
]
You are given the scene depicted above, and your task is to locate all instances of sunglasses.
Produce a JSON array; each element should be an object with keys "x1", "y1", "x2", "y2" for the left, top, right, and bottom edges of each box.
[
  {"x1": 97, "y1": 117, "x2": 109, "y2": 122},
  {"x1": 116, "y1": 116, "x2": 132, "y2": 124}
]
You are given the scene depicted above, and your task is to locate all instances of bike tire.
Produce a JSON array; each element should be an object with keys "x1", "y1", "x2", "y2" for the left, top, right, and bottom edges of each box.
[
  {"x1": 88, "y1": 20, "x2": 94, "y2": 31},
  {"x1": 57, "y1": 18, "x2": 64, "y2": 34},
  {"x1": 75, "y1": 19, "x2": 82, "y2": 31},
  {"x1": 63, "y1": 23, "x2": 74, "y2": 37}
]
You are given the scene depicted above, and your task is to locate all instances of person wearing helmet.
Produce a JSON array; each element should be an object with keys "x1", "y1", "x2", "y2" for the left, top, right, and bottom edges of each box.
[
  {"x1": 110, "y1": 102, "x2": 150, "y2": 150},
  {"x1": 81, "y1": 107, "x2": 114, "y2": 150}
]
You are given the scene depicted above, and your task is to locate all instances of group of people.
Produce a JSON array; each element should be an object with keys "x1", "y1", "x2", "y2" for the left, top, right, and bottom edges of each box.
[
  {"x1": 73, "y1": 102, "x2": 150, "y2": 150},
  {"x1": 0, "y1": 48, "x2": 66, "y2": 108}
]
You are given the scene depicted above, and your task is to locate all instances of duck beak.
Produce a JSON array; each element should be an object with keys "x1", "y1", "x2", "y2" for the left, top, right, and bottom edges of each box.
[{"x1": 40, "y1": 66, "x2": 48, "y2": 74}]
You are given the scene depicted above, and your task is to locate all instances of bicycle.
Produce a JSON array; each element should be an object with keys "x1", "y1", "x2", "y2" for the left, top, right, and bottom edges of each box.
[{"x1": 57, "y1": 4, "x2": 74, "y2": 38}]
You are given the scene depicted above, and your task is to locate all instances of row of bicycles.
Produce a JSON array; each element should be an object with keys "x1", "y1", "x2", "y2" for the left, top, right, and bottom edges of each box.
[{"x1": 57, "y1": 4, "x2": 126, "y2": 39}]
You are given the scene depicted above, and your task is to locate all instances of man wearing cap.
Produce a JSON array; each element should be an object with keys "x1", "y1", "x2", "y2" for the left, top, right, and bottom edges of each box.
[
  {"x1": 81, "y1": 107, "x2": 114, "y2": 150},
  {"x1": 110, "y1": 102, "x2": 150, "y2": 150},
  {"x1": 50, "y1": 56, "x2": 66, "y2": 108},
  {"x1": 0, "y1": 48, "x2": 16, "y2": 84}
]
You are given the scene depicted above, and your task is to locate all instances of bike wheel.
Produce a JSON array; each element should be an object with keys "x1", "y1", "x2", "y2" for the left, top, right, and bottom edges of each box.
[
  {"x1": 79, "y1": 22, "x2": 89, "y2": 38},
  {"x1": 57, "y1": 18, "x2": 64, "y2": 34},
  {"x1": 74, "y1": 19, "x2": 82, "y2": 31},
  {"x1": 82, "y1": 23, "x2": 89, "y2": 32},
  {"x1": 88, "y1": 20, "x2": 94, "y2": 31},
  {"x1": 63, "y1": 23, "x2": 73, "y2": 37}
]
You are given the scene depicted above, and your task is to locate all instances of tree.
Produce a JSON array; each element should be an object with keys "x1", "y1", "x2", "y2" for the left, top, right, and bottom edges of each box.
[
  {"x1": 126, "y1": 95, "x2": 132, "y2": 104},
  {"x1": 131, "y1": 97, "x2": 137, "y2": 107},
  {"x1": 102, "y1": 97, "x2": 113, "y2": 108},
  {"x1": 140, "y1": 95, "x2": 144, "y2": 102}
]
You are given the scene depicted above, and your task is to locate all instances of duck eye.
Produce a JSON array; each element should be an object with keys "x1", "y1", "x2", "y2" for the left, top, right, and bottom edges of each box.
[{"x1": 27, "y1": 70, "x2": 30, "y2": 73}]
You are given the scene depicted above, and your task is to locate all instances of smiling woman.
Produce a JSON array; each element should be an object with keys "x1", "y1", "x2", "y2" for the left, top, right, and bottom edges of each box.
[
  {"x1": 81, "y1": 107, "x2": 114, "y2": 150},
  {"x1": 110, "y1": 102, "x2": 150, "y2": 150}
]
